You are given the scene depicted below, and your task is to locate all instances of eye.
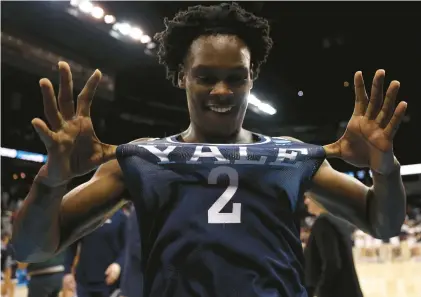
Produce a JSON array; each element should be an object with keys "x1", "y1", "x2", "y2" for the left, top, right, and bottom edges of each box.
[
  {"x1": 226, "y1": 76, "x2": 248, "y2": 85},
  {"x1": 197, "y1": 76, "x2": 217, "y2": 85}
]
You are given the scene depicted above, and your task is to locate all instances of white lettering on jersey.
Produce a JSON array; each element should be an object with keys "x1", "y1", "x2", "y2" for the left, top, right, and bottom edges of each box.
[
  {"x1": 138, "y1": 144, "x2": 309, "y2": 166},
  {"x1": 187, "y1": 146, "x2": 229, "y2": 164},
  {"x1": 138, "y1": 145, "x2": 177, "y2": 162},
  {"x1": 269, "y1": 148, "x2": 298, "y2": 165},
  {"x1": 207, "y1": 166, "x2": 241, "y2": 224},
  {"x1": 234, "y1": 146, "x2": 267, "y2": 165}
]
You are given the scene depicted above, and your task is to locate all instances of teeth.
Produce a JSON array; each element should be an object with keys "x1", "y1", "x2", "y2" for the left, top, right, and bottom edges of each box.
[{"x1": 209, "y1": 106, "x2": 233, "y2": 113}]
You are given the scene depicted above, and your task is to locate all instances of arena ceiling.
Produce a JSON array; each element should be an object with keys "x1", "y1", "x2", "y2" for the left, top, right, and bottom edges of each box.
[{"x1": 2, "y1": 1, "x2": 420, "y2": 167}]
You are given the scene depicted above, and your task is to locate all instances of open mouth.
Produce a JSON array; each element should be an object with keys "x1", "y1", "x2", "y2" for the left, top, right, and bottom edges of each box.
[{"x1": 207, "y1": 105, "x2": 234, "y2": 114}]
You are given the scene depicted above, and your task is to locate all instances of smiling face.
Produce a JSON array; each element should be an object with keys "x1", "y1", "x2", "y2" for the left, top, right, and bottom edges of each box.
[{"x1": 179, "y1": 34, "x2": 253, "y2": 140}]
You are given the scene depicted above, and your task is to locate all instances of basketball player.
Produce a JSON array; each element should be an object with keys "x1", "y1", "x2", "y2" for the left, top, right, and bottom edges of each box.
[{"x1": 12, "y1": 3, "x2": 407, "y2": 297}]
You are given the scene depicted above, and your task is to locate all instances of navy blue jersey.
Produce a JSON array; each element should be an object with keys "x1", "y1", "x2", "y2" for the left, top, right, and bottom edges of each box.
[{"x1": 116, "y1": 134, "x2": 325, "y2": 297}]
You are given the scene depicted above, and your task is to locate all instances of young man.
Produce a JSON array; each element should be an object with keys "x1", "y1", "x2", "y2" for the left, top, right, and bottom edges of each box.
[{"x1": 12, "y1": 3, "x2": 407, "y2": 297}]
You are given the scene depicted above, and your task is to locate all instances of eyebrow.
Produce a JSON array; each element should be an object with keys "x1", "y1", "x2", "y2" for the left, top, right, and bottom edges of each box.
[{"x1": 192, "y1": 65, "x2": 249, "y2": 73}]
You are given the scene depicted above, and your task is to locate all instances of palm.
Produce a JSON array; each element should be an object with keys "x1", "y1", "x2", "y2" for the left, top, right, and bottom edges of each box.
[
  {"x1": 32, "y1": 62, "x2": 113, "y2": 184},
  {"x1": 325, "y1": 70, "x2": 407, "y2": 174},
  {"x1": 52, "y1": 116, "x2": 103, "y2": 175}
]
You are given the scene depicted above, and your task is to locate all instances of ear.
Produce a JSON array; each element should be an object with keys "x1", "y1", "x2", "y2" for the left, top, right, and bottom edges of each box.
[{"x1": 178, "y1": 69, "x2": 186, "y2": 89}]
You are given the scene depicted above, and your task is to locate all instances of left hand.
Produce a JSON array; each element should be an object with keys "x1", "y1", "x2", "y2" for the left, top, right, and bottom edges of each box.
[
  {"x1": 324, "y1": 69, "x2": 407, "y2": 175},
  {"x1": 105, "y1": 263, "x2": 121, "y2": 285}
]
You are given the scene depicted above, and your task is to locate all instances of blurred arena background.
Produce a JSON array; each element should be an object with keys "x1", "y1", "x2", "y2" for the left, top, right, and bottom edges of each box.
[{"x1": 1, "y1": 1, "x2": 421, "y2": 297}]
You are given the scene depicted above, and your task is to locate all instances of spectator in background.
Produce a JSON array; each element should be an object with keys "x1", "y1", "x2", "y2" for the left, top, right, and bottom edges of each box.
[
  {"x1": 63, "y1": 208, "x2": 127, "y2": 297},
  {"x1": 4, "y1": 179, "x2": 65, "y2": 297},
  {"x1": 1, "y1": 210, "x2": 13, "y2": 243},
  {"x1": 1, "y1": 233, "x2": 16, "y2": 297},
  {"x1": 24, "y1": 252, "x2": 66, "y2": 297},
  {"x1": 303, "y1": 193, "x2": 363, "y2": 297},
  {"x1": 120, "y1": 205, "x2": 142, "y2": 297}
]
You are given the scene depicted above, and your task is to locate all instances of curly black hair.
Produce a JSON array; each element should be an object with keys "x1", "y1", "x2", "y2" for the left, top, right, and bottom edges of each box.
[{"x1": 154, "y1": 2, "x2": 273, "y2": 86}]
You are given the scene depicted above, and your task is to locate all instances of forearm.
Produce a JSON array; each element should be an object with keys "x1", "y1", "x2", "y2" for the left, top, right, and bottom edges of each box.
[
  {"x1": 368, "y1": 159, "x2": 406, "y2": 239},
  {"x1": 13, "y1": 160, "x2": 126, "y2": 262},
  {"x1": 12, "y1": 170, "x2": 67, "y2": 262}
]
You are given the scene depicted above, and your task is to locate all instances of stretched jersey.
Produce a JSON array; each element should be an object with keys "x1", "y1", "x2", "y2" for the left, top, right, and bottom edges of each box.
[{"x1": 116, "y1": 134, "x2": 326, "y2": 297}]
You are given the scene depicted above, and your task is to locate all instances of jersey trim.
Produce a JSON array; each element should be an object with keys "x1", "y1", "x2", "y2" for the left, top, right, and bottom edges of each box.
[{"x1": 166, "y1": 133, "x2": 271, "y2": 146}]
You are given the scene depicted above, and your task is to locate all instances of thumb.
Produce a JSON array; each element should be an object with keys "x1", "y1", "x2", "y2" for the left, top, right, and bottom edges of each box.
[{"x1": 32, "y1": 118, "x2": 55, "y2": 148}]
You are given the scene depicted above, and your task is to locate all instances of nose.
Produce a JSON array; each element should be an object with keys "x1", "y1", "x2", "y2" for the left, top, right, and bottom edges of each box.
[{"x1": 210, "y1": 82, "x2": 233, "y2": 96}]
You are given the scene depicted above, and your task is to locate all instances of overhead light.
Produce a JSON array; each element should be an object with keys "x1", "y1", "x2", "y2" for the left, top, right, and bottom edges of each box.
[
  {"x1": 109, "y1": 30, "x2": 120, "y2": 39},
  {"x1": 0, "y1": 147, "x2": 17, "y2": 158},
  {"x1": 79, "y1": 1, "x2": 94, "y2": 13},
  {"x1": 140, "y1": 35, "x2": 151, "y2": 44},
  {"x1": 70, "y1": 0, "x2": 81, "y2": 7},
  {"x1": 248, "y1": 94, "x2": 261, "y2": 106},
  {"x1": 146, "y1": 42, "x2": 156, "y2": 49},
  {"x1": 91, "y1": 6, "x2": 104, "y2": 19},
  {"x1": 248, "y1": 94, "x2": 277, "y2": 115},
  {"x1": 118, "y1": 23, "x2": 132, "y2": 36},
  {"x1": 130, "y1": 27, "x2": 143, "y2": 40},
  {"x1": 258, "y1": 103, "x2": 277, "y2": 115},
  {"x1": 113, "y1": 22, "x2": 131, "y2": 35},
  {"x1": 104, "y1": 15, "x2": 116, "y2": 24},
  {"x1": 67, "y1": 2, "x2": 153, "y2": 49},
  {"x1": 401, "y1": 164, "x2": 421, "y2": 176},
  {"x1": 298, "y1": 90, "x2": 304, "y2": 97},
  {"x1": 144, "y1": 48, "x2": 155, "y2": 57}
]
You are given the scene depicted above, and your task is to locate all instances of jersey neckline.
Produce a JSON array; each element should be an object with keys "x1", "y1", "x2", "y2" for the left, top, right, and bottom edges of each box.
[{"x1": 166, "y1": 133, "x2": 271, "y2": 146}]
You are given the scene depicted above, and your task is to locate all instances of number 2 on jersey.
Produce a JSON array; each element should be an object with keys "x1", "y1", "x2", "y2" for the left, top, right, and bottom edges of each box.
[{"x1": 207, "y1": 166, "x2": 241, "y2": 224}]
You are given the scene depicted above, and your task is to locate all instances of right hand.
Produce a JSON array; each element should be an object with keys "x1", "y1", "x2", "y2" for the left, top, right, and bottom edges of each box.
[
  {"x1": 33, "y1": 62, "x2": 115, "y2": 186},
  {"x1": 62, "y1": 273, "x2": 76, "y2": 292}
]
